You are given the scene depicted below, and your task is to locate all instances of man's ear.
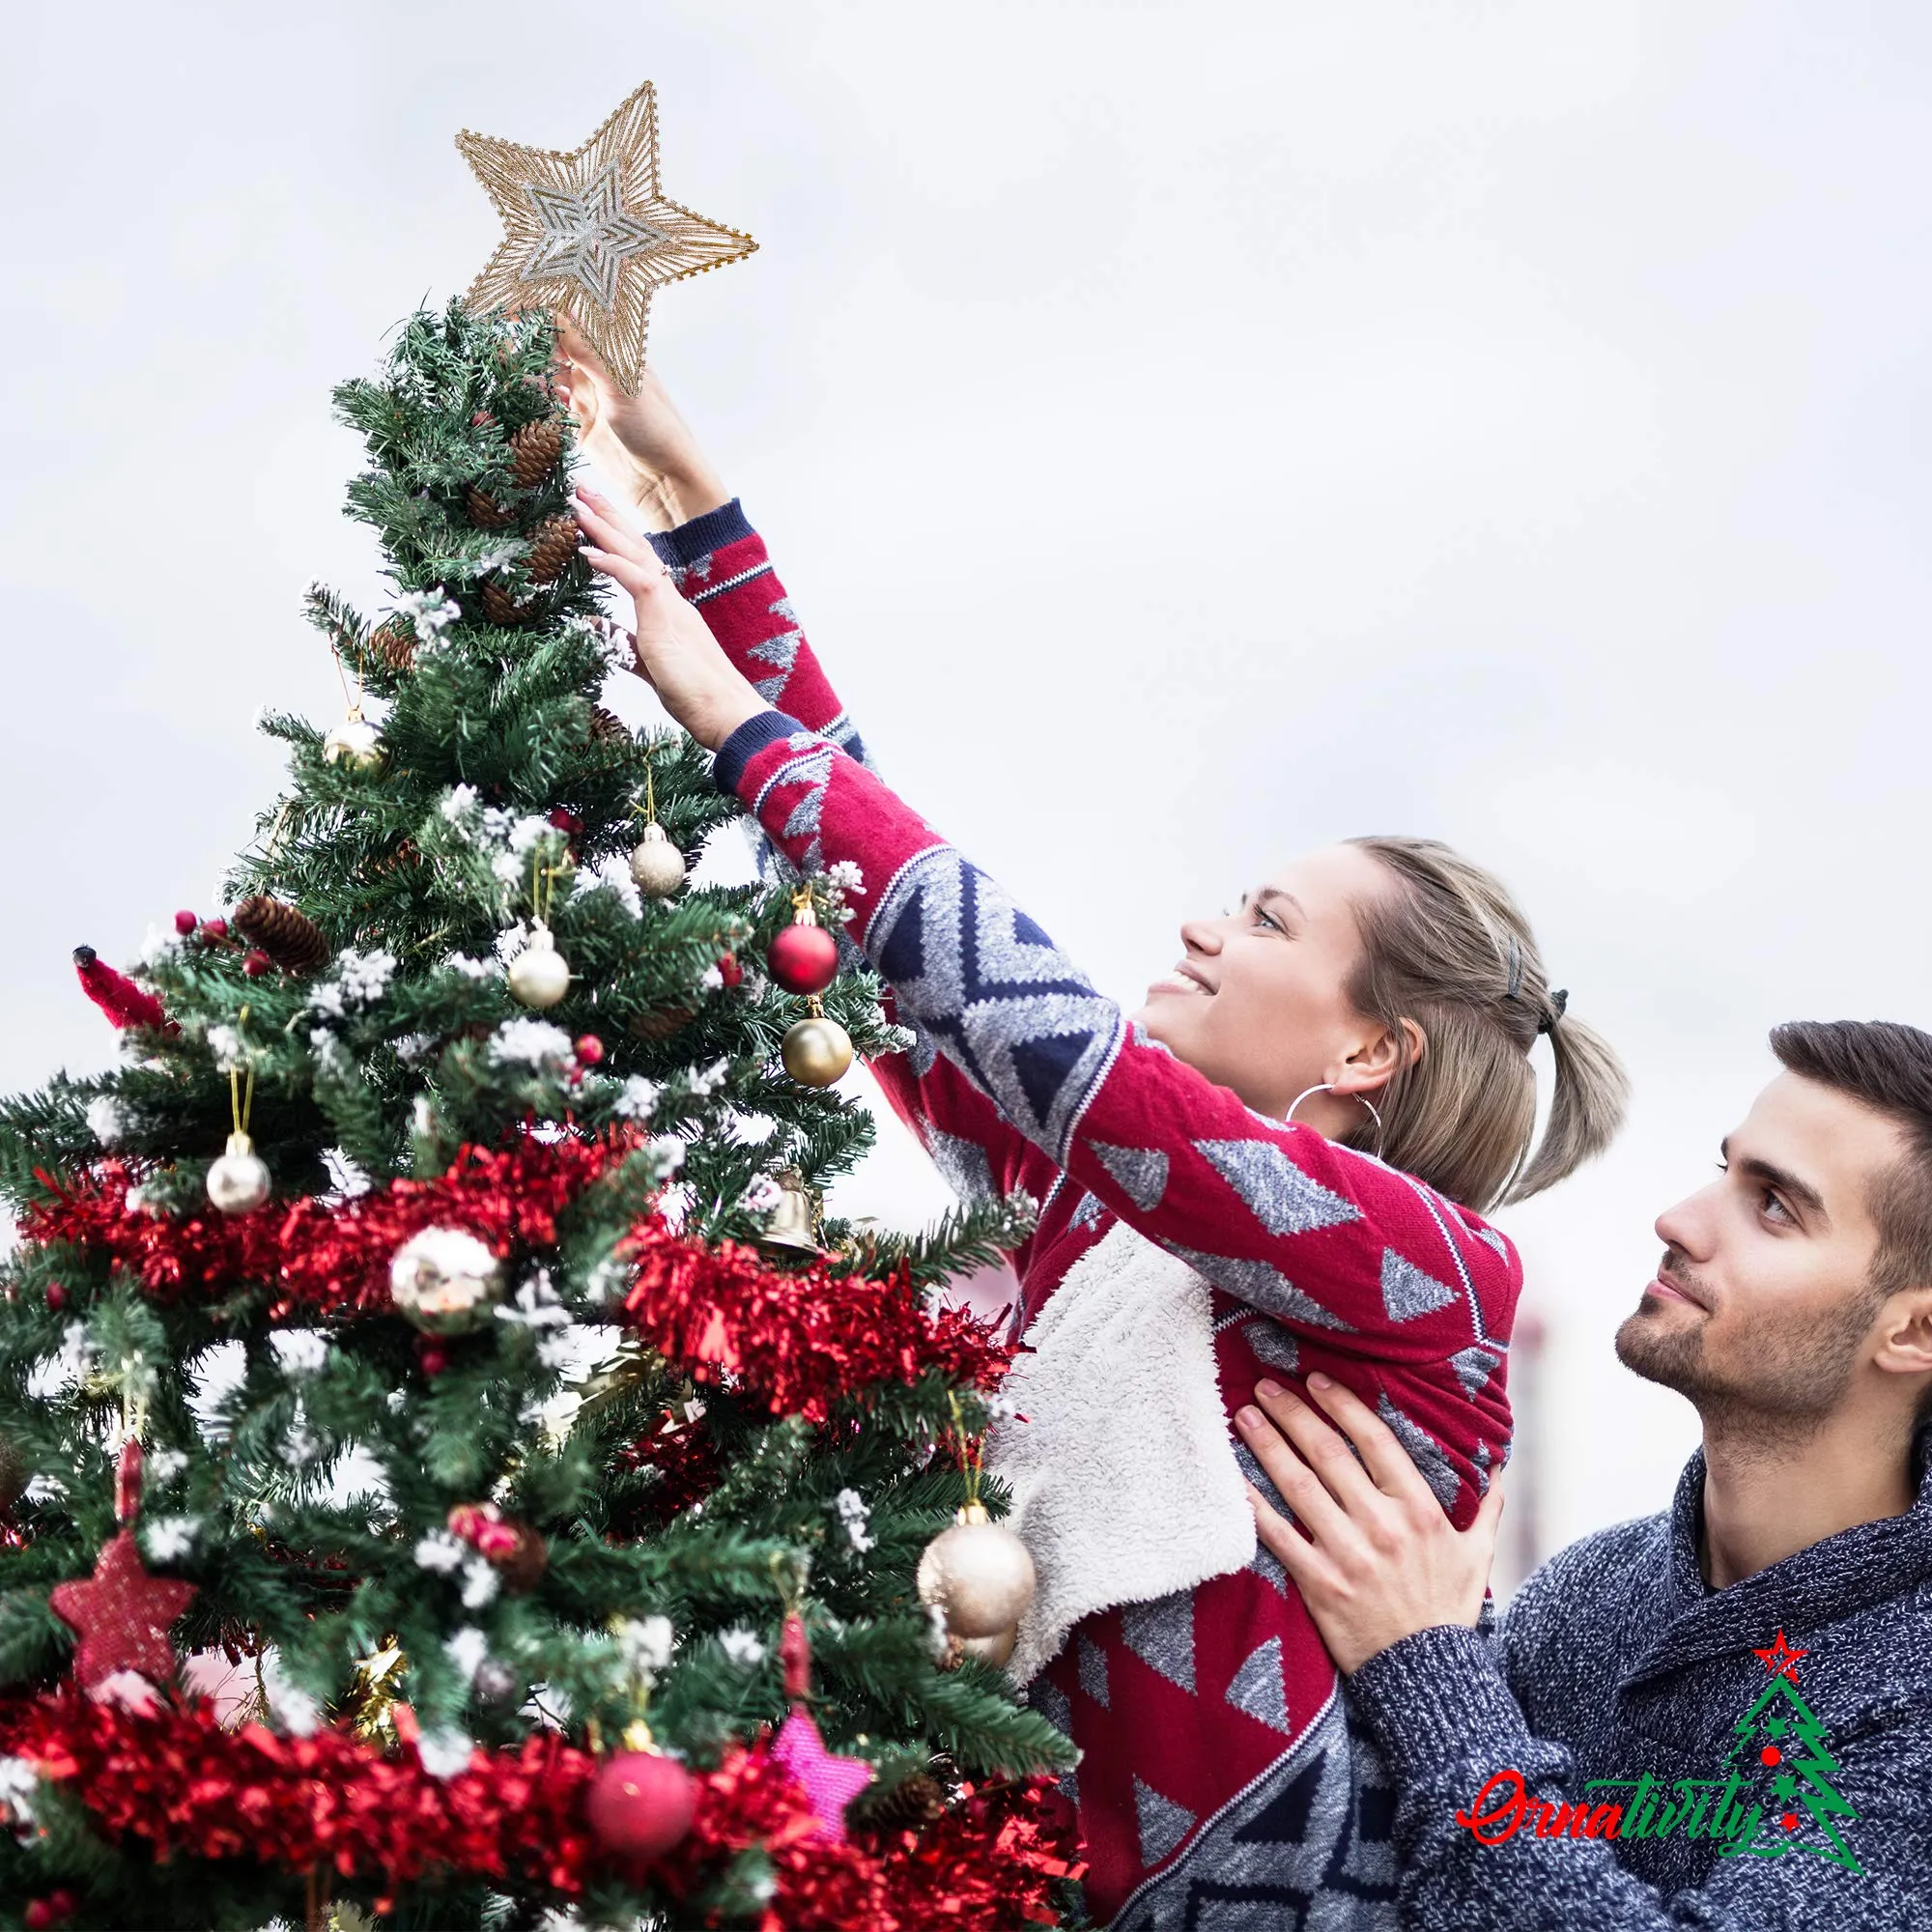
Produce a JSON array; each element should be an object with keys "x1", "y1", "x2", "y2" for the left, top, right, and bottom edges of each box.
[
  {"x1": 1330, "y1": 1018, "x2": 1423, "y2": 1101},
  {"x1": 1872, "y1": 1286, "x2": 1932, "y2": 1398}
]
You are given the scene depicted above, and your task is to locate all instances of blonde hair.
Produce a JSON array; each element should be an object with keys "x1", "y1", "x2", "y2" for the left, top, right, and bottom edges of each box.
[{"x1": 1342, "y1": 837, "x2": 1629, "y2": 1212}]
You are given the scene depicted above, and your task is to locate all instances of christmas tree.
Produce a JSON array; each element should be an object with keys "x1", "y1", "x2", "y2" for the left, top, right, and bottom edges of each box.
[
  {"x1": 1718, "y1": 1636, "x2": 1861, "y2": 1873},
  {"x1": 0, "y1": 303, "x2": 1078, "y2": 1930}
]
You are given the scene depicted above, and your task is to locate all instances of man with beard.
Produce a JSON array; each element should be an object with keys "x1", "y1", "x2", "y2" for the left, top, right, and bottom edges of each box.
[{"x1": 1234, "y1": 1018, "x2": 1932, "y2": 1928}]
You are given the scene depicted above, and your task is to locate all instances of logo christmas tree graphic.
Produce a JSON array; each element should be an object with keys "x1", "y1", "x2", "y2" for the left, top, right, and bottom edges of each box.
[{"x1": 1718, "y1": 1631, "x2": 1861, "y2": 1873}]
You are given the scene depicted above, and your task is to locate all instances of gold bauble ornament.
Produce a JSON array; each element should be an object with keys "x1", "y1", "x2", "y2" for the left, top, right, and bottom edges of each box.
[
  {"x1": 916, "y1": 1502, "x2": 1037, "y2": 1638},
  {"x1": 781, "y1": 1008, "x2": 853, "y2": 1088},
  {"x1": 628, "y1": 821, "x2": 686, "y2": 898},
  {"x1": 946, "y1": 1625, "x2": 1017, "y2": 1670},
  {"x1": 388, "y1": 1226, "x2": 506, "y2": 1334},
  {"x1": 322, "y1": 707, "x2": 386, "y2": 776},
  {"x1": 507, "y1": 924, "x2": 571, "y2": 1009},
  {"x1": 206, "y1": 1130, "x2": 271, "y2": 1215}
]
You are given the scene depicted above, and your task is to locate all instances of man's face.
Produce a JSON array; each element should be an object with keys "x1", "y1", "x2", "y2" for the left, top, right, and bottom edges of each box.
[{"x1": 1616, "y1": 1072, "x2": 1904, "y2": 1431}]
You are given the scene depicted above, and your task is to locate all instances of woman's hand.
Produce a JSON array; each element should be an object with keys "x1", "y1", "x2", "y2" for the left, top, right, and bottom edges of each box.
[
  {"x1": 553, "y1": 316, "x2": 729, "y2": 530},
  {"x1": 1234, "y1": 1373, "x2": 1505, "y2": 1674},
  {"x1": 575, "y1": 488, "x2": 766, "y2": 752}
]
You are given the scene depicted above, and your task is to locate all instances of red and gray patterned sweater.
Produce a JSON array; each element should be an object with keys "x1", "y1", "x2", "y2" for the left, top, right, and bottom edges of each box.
[{"x1": 653, "y1": 501, "x2": 1521, "y2": 1928}]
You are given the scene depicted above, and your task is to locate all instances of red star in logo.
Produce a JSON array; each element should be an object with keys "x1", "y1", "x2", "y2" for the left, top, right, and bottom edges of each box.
[
  {"x1": 48, "y1": 1531, "x2": 196, "y2": 1693},
  {"x1": 1753, "y1": 1630, "x2": 1807, "y2": 1685}
]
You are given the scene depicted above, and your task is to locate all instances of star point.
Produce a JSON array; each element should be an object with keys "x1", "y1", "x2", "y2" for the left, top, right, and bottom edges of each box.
[{"x1": 457, "y1": 81, "x2": 755, "y2": 393}]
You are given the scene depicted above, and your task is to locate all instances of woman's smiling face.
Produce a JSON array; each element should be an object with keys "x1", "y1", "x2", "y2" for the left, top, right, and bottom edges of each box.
[{"x1": 1131, "y1": 842, "x2": 1398, "y2": 1122}]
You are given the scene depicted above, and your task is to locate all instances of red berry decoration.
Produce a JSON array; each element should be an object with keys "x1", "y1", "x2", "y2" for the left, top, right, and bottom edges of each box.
[
  {"x1": 45, "y1": 1282, "x2": 67, "y2": 1312},
  {"x1": 174, "y1": 910, "x2": 199, "y2": 936},
  {"x1": 243, "y1": 949, "x2": 271, "y2": 979},
  {"x1": 768, "y1": 923, "x2": 839, "y2": 996},
  {"x1": 587, "y1": 1749, "x2": 697, "y2": 1865},
  {"x1": 47, "y1": 1893, "x2": 77, "y2": 1921},
  {"x1": 717, "y1": 951, "x2": 743, "y2": 988},
  {"x1": 416, "y1": 1341, "x2": 449, "y2": 1378},
  {"x1": 575, "y1": 1035, "x2": 606, "y2": 1066},
  {"x1": 202, "y1": 919, "x2": 229, "y2": 942},
  {"x1": 25, "y1": 1900, "x2": 58, "y2": 1931}
]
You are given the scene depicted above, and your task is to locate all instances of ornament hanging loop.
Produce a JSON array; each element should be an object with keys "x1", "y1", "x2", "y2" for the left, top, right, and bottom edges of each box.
[{"x1": 114, "y1": 1438, "x2": 144, "y2": 1524}]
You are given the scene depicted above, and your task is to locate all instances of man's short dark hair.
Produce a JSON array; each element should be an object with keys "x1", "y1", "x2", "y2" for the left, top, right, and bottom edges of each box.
[{"x1": 1771, "y1": 1020, "x2": 1932, "y2": 1425}]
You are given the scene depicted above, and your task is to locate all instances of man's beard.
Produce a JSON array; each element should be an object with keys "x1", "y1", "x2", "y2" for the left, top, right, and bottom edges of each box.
[{"x1": 1613, "y1": 1251, "x2": 1872, "y2": 1443}]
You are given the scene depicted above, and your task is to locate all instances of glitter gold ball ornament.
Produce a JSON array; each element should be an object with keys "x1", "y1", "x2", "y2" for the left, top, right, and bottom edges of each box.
[
  {"x1": 206, "y1": 1130, "x2": 271, "y2": 1216},
  {"x1": 322, "y1": 707, "x2": 386, "y2": 775},
  {"x1": 781, "y1": 1009, "x2": 853, "y2": 1088},
  {"x1": 456, "y1": 81, "x2": 757, "y2": 395},
  {"x1": 586, "y1": 1748, "x2": 697, "y2": 1865},
  {"x1": 917, "y1": 1502, "x2": 1036, "y2": 1639},
  {"x1": 508, "y1": 924, "x2": 571, "y2": 1009},
  {"x1": 628, "y1": 821, "x2": 685, "y2": 897},
  {"x1": 388, "y1": 1226, "x2": 506, "y2": 1334}
]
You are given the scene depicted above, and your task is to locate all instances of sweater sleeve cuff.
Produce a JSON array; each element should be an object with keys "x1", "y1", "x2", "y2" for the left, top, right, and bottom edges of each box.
[
  {"x1": 1345, "y1": 1624, "x2": 1532, "y2": 1788},
  {"x1": 714, "y1": 710, "x2": 809, "y2": 800},
  {"x1": 646, "y1": 497, "x2": 755, "y2": 570}
]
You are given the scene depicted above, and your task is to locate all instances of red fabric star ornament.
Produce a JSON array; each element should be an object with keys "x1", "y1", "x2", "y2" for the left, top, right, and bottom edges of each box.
[
  {"x1": 1753, "y1": 1630, "x2": 1807, "y2": 1685},
  {"x1": 49, "y1": 1532, "x2": 196, "y2": 1693},
  {"x1": 769, "y1": 1707, "x2": 873, "y2": 1842}
]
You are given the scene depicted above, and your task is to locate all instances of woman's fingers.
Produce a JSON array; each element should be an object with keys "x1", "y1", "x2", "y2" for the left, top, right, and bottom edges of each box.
[
  {"x1": 572, "y1": 494, "x2": 661, "y2": 571},
  {"x1": 579, "y1": 544, "x2": 659, "y2": 600},
  {"x1": 1300, "y1": 1373, "x2": 1439, "y2": 1508},
  {"x1": 555, "y1": 313, "x2": 619, "y2": 388}
]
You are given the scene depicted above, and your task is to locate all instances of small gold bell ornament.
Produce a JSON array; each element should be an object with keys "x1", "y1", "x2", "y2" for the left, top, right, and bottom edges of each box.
[
  {"x1": 918, "y1": 1499, "x2": 1036, "y2": 1659},
  {"x1": 207, "y1": 1130, "x2": 270, "y2": 1215},
  {"x1": 758, "y1": 1170, "x2": 820, "y2": 1253},
  {"x1": 322, "y1": 704, "x2": 386, "y2": 776},
  {"x1": 508, "y1": 923, "x2": 571, "y2": 1009},
  {"x1": 781, "y1": 999, "x2": 854, "y2": 1088}
]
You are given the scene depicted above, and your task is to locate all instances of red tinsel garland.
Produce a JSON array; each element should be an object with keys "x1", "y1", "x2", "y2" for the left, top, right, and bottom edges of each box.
[
  {"x1": 2, "y1": 1694, "x2": 1082, "y2": 1929},
  {"x1": 621, "y1": 1224, "x2": 1014, "y2": 1422},
  {"x1": 19, "y1": 1138, "x2": 638, "y2": 1317}
]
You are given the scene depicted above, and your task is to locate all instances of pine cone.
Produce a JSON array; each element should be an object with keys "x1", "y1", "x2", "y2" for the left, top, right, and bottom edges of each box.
[
  {"x1": 478, "y1": 578, "x2": 537, "y2": 627},
  {"x1": 232, "y1": 896, "x2": 330, "y2": 975},
  {"x1": 510, "y1": 419, "x2": 563, "y2": 488},
  {"x1": 526, "y1": 515, "x2": 581, "y2": 584},
  {"x1": 588, "y1": 706, "x2": 631, "y2": 746},
  {"x1": 370, "y1": 619, "x2": 415, "y2": 673},
  {"x1": 372, "y1": 837, "x2": 422, "y2": 878},
  {"x1": 861, "y1": 1773, "x2": 948, "y2": 1829},
  {"x1": 629, "y1": 1005, "x2": 697, "y2": 1042},
  {"x1": 465, "y1": 484, "x2": 515, "y2": 528}
]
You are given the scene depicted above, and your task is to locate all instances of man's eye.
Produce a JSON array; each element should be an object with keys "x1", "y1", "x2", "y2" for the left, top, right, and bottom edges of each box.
[{"x1": 1762, "y1": 1189, "x2": 1793, "y2": 1224}]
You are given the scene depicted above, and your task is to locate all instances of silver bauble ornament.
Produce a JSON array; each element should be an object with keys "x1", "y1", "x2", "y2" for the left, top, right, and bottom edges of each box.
[
  {"x1": 781, "y1": 1012, "x2": 854, "y2": 1088},
  {"x1": 388, "y1": 1226, "x2": 506, "y2": 1334},
  {"x1": 322, "y1": 708, "x2": 386, "y2": 776},
  {"x1": 916, "y1": 1501, "x2": 1037, "y2": 1638},
  {"x1": 628, "y1": 821, "x2": 686, "y2": 898},
  {"x1": 507, "y1": 924, "x2": 571, "y2": 1009},
  {"x1": 206, "y1": 1130, "x2": 271, "y2": 1215}
]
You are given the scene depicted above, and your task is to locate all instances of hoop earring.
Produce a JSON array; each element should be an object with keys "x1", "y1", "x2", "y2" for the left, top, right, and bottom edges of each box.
[{"x1": 1285, "y1": 1083, "x2": 1387, "y2": 1161}]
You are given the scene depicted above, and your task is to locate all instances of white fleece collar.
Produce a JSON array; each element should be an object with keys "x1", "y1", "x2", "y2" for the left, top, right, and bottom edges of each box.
[{"x1": 985, "y1": 1218, "x2": 1257, "y2": 1686}]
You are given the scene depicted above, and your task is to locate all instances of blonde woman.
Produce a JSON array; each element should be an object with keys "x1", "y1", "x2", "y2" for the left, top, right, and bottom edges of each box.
[{"x1": 561, "y1": 329, "x2": 1628, "y2": 1928}]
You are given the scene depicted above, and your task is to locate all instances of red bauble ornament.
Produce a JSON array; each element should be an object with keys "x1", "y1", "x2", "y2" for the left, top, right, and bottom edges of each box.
[
  {"x1": 767, "y1": 923, "x2": 838, "y2": 996},
  {"x1": 48, "y1": 1530, "x2": 197, "y2": 1694},
  {"x1": 45, "y1": 1282, "x2": 67, "y2": 1312},
  {"x1": 417, "y1": 1342, "x2": 449, "y2": 1378},
  {"x1": 174, "y1": 910, "x2": 198, "y2": 937},
  {"x1": 243, "y1": 950, "x2": 271, "y2": 979},
  {"x1": 575, "y1": 1034, "x2": 605, "y2": 1066},
  {"x1": 717, "y1": 951, "x2": 743, "y2": 988},
  {"x1": 587, "y1": 1750, "x2": 697, "y2": 1865}
]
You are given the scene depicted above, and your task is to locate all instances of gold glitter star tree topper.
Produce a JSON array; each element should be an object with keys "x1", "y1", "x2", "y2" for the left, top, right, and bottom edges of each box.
[{"x1": 457, "y1": 81, "x2": 755, "y2": 393}]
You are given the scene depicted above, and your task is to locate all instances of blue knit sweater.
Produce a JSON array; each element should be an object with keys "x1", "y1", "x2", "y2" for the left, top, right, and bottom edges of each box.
[{"x1": 1345, "y1": 1427, "x2": 1932, "y2": 1928}]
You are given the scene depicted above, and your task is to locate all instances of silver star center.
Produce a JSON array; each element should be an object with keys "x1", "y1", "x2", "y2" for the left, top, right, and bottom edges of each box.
[{"x1": 521, "y1": 163, "x2": 672, "y2": 311}]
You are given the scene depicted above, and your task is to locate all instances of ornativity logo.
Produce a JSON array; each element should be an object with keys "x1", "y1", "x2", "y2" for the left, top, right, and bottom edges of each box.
[{"x1": 1454, "y1": 1630, "x2": 1861, "y2": 1874}]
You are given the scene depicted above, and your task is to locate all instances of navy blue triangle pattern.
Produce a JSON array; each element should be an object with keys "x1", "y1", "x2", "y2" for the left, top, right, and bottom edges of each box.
[
  {"x1": 867, "y1": 847, "x2": 1124, "y2": 1163},
  {"x1": 1111, "y1": 1694, "x2": 1398, "y2": 1930}
]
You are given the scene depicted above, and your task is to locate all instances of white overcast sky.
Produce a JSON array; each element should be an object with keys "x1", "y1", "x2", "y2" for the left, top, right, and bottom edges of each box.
[{"x1": 6, "y1": 1, "x2": 1931, "y2": 1574}]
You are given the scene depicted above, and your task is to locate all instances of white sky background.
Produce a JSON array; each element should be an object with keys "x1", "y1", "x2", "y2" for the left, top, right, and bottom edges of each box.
[{"x1": 6, "y1": 1, "x2": 1932, "y2": 1580}]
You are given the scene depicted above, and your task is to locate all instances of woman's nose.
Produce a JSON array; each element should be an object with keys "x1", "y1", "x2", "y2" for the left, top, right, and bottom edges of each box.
[{"x1": 1179, "y1": 916, "x2": 1222, "y2": 956}]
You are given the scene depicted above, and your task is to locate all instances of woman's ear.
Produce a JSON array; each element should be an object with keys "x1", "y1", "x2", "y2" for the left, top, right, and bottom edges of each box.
[{"x1": 1330, "y1": 1018, "x2": 1423, "y2": 1098}]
